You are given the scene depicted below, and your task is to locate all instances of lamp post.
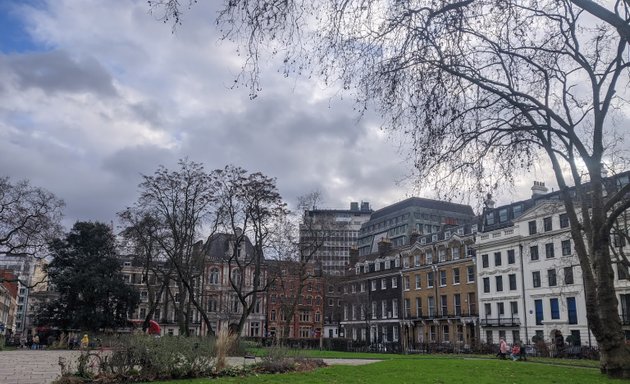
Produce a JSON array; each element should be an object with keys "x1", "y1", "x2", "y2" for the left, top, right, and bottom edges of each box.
[{"x1": 431, "y1": 263, "x2": 439, "y2": 345}]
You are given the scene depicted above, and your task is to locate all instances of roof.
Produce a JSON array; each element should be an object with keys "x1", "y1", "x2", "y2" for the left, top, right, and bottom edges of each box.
[
  {"x1": 201, "y1": 233, "x2": 257, "y2": 262},
  {"x1": 369, "y1": 197, "x2": 474, "y2": 220}
]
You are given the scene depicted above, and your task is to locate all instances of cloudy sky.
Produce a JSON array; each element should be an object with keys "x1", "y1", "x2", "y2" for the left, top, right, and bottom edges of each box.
[{"x1": 0, "y1": 0, "x2": 544, "y2": 230}]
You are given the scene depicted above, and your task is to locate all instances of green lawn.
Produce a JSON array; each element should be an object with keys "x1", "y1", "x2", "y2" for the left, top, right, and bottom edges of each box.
[
  {"x1": 154, "y1": 357, "x2": 612, "y2": 384},
  {"x1": 246, "y1": 347, "x2": 600, "y2": 368}
]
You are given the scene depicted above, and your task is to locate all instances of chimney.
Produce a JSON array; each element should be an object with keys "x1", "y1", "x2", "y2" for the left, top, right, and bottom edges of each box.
[
  {"x1": 531, "y1": 181, "x2": 549, "y2": 198},
  {"x1": 350, "y1": 202, "x2": 359, "y2": 211},
  {"x1": 378, "y1": 238, "x2": 392, "y2": 255},
  {"x1": 361, "y1": 202, "x2": 370, "y2": 211}
]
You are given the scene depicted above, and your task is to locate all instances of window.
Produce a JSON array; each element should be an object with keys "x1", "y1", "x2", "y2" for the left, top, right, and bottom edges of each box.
[
  {"x1": 494, "y1": 252, "x2": 502, "y2": 266},
  {"x1": 428, "y1": 296, "x2": 436, "y2": 317},
  {"x1": 548, "y1": 269, "x2": 557, "y2": 286},
  {"x1": 208, "y1": 297, "x2": 218, "y2": 312},
  {"x1": 483, "y1": 277, "x2": 490, "y2": 293},
  {"x1": 562, "y1": 240, "x2": 571, "y2": 256},
  {"x1": 382, "y1": 301, "x2": 387, "y2": 318},
  {"x1": 439, "y1": 249, "x2": 447, "y2": 262},
  {"x1": 509, "y1": 274, "x2": 517, "y2": 290},
  {"x1": 415, "y1": 274, "x2": 422, "y2": 289},
  {"x1": 507, "y1": 249, "x2": 515, "y2": 264},
  {"x1": 381, "y1": 278, "x2": 387, "y2": 290},
  {"x1": 371, "y1": 302, "x2": 377, "y2": 319},
  {"x1": 620, "y1": 265, "x2": 630, "y2": 280},
  {"x1": 440, "y1": 295, "x2": 448, "y2": 316},
  {"x1": 392, "y1": 299, "x2": 398, "y2": 318},
  {"x1": 371, "y1": 280, "x2": 377, "y2": 291},
  {"x1": 467, "y1": 266, "x2": 475, "y2": 282},
  {"x1": 393, "y1": 326, "x2": 399, "y2": 342},
  {"x1": 567, "y1": 297, "x2": 578, "y2": 324},
  {"x1": 482, "y1": 254, "x2": 489, "y2": 268},
  {"x1": 510, "y1": 301, "x2": 518, "y2": 315},
  {"x1": 545, "y1": 243, "x2": 555, "y2": 259},
  {"x1": 404, "y1": 275, "x2": 410, "y2": 290},
  {"x1": 560, "y1": 213, "x2": 569, "y2": 228},
  {"x1": 486, "y1": 212, "x2": 495, "y2": 225},
  {"x1": 440, "y1": 270, "x2": 447, "y2": 286},
  {"x1": 414, "y1": 254, "x2": 421, "y2": 266},
  {"x1": 484, "y1": 302, "x2": 492, "y2": 316},
  {"x1": 453, "y1": 268, "x2": 460, "y2": 284},
  {"x1": 530, "y1": 245, "x2": 539, "y2": 261},
  {"x1": 360, "y1": 282, "x2": 366, "y2": 292},
  {"x1": 497, "y1": 302, "x2": 505, "y2": 316},
  {"x1": 564, "y1": 267, "x2": 574, "y2": 285},
  {"x1": 495, "y1": 276, "x2": 503, "y2": 291},
  {"x1": 454, "y1": 294, "x2": 461, "y2": 316},
  {"x1": 428, "y1": 271, "x2": 435, "y2": 288},
  {"x1": 528, "y1": 220, "x2": 537, "y2": 235},
  {"x1": 209, "y1": 268, "x2": 220, "y2": 284},
  {"x1": 499, "y1": 208, "x2": 508, "y2": 222},
  {"x1": 231, "y1": 269, "x2": 241, "y2": 285},
  {"x1": 426, "y1": 251, "x2": 433, "y2": 264},
  {"x1": 543, "y1": 217, "x2": 553, "y2": 232},
  {"x1": 486, "y1": 330, "x2": 493, "y2": 344},
  {"x1": 550, "y1": 298, "x2": 560, "y2": 319},
  {"x1": 535, "y1": 299, "x2": 544, "y2": 325},
  {"x1": 513, "y1": 204, "x2": 523, "y2": 217},
  {"x1": 532, "y1": 271, "x2": 541, "y2": 288},
  {"x1": 452, "y1": 247, "x2": 460, "y2": 260},
  {"x1": 416, "y1": 297, "x2": 422, "y2": 317}
]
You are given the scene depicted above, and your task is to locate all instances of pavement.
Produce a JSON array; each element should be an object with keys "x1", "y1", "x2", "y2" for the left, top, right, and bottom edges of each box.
[{"x1": 0, "y1": 349, "x2": 381, "y2": 384}]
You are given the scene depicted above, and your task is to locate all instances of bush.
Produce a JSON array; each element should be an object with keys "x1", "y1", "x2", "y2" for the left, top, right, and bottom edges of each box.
[{"x1": 55, "y1": 335, "x2": 217, "y2": 383}]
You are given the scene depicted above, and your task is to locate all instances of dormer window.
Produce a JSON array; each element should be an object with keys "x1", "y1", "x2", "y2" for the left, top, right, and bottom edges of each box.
[
  {"x1": 445, "y1": 231, "x2": 451, "y2": 238},
  {"x1": 432, "y1": 234, "x2": 438, "y2": 242},
  {"x1": 420, "y1": 238, "x2": 426, "y2": 244}
]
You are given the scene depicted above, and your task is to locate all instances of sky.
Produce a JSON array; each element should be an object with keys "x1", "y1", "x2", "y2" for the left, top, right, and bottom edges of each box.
[{"x1": 0, "y1": 0, "x2": 544, "y2": 230}]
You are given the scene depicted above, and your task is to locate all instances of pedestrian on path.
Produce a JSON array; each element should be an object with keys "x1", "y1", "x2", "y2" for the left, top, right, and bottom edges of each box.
[
  {"x1": 497, "y1": 337, "x2": 508, "y2": 359},
  {"x1": 80, "y1": 334, "x2": 89, "y2": 350}
]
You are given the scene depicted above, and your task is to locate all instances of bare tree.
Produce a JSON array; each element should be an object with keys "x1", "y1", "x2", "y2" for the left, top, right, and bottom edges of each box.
[
  {"x1": 150, "y1": 0, "x2": 630, "y2": 376},
  {"x1": 267, "y1": 192, "x2": 330, "y2": 341},
  {"x1": 214, "y1": 165, "x2": 287, "y2": 336},
  {"x1": 0, "y1": 177, "x2": 64, "y2": 259},
  {"x1": 122, "y1": 159, "x2": 219, "y2": 336}
]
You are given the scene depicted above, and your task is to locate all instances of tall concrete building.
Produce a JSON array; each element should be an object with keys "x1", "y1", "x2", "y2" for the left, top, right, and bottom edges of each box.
[
  {"x1": 300, "y1": 202, "x2": 373, "y2": 276},
  {"x1": 357, "y1": 197, "x2": 476, "y2": 256}
]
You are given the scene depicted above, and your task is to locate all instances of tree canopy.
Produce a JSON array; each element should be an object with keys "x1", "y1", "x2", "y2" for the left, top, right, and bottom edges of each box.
[
  {"x1": 0, "y1": 176, "x2": 64, "y2": 259},
  {"x1": 38, "y1": 222, "x2": 139, "y2": 331}
]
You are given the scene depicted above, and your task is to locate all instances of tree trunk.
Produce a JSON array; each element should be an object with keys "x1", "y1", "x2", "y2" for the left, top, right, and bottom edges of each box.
[{"x1": 590, "y1": 246, "x2": 630, "y2": 378}]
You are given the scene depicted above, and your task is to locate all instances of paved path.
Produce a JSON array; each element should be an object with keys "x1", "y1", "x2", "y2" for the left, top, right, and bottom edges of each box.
[{"x1": 0, "y1": 350, "x2": 382, "y2": 384}]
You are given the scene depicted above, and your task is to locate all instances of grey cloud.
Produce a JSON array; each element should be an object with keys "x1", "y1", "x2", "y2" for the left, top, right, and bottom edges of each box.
[{"x1": 1, "y1": 50, "x2": 117, "y2": 96}]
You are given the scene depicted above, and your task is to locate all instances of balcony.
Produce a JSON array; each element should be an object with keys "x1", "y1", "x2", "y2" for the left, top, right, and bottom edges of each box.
[{"x1": 480, "y1": 316, "x2": 520, "y2": 327}]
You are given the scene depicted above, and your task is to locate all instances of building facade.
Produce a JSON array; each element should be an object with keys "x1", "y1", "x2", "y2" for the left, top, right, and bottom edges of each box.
[
  {"x1": 300, "y1": 202, "x2": 372, "y2": 276},
  {"x1": 340, "y1": 240, "x2": 403, "y2": 352},
  {"x1": 401, "y1": 225, "x2": 479, "y2": 351},
  {"x1": 266, "y1": 260, "x2": 324, "y2": 340}
]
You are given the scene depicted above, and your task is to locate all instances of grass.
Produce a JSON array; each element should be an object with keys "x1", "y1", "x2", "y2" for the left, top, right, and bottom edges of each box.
[
  {"x1": 151, "y1": 358, "x2": 614, "y2": 384},
  {"x1": 245, "y1": 347, "x2": 600, "y2": 368}
]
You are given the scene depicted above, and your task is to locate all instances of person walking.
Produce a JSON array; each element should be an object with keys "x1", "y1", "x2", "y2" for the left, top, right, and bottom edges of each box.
[
  {"x1": 32, "y1": 334, "x2": 40, "y2": 350},
  {"x1": 497, "y1": 337, "x2": 508, "y2": 359}
]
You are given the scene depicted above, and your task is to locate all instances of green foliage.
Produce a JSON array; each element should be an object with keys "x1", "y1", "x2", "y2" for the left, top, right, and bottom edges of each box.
[{"x1": 37, "y1": 221, "x2": 140, "y2": 331}]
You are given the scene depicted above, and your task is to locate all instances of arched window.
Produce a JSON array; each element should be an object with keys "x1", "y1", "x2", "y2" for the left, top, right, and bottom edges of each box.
[
  {"x1": 209, "y1": 268, "x2": 220, "y2": 285},
  {"x1": 231, "y1": 269, "x2": 241, "y2": 286},
  {"x1": 208, "y1": 296, "x2": 218, "y2": 312}
]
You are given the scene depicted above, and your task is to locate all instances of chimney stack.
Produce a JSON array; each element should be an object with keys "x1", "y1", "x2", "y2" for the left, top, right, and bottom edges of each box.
[
  {"x1": 361, "y1": 202, "x2": 370, "y2": 211},
  {"x1": 531, "y1": 181, "x2": 549, "y2": 198},
  {"x1": 350, "y1": 202, "x2": 359, "y2": 211}
]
